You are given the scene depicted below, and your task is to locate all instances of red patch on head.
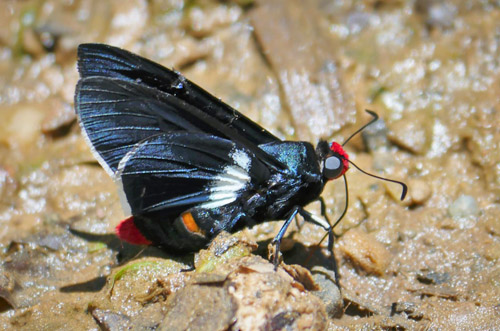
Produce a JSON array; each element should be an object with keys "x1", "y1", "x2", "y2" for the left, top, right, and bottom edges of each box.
[
  {"x1": 115, "y1": 216, "x2": 152, "y2": 245},
  {"x1": 330, "y1": 142, "x2": 349, "y2": 175}
]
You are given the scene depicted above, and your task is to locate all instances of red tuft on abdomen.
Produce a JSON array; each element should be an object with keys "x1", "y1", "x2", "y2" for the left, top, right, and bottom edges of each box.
[{"x1": 115, "y1": 216, "x2": 152, "y2": 245}]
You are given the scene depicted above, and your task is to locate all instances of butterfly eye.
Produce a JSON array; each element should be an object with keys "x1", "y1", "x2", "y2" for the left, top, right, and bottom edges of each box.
[{"x1": 324, "y1": 155, "x2": 344, "y2": 179}]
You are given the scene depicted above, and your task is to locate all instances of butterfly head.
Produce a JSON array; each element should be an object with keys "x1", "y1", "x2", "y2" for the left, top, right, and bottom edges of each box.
[
  {"x1": 316, "y1": 141, "x2": 349, "y2": 181},
  {"x1": 318, "y1": 110, "x2": 407, "y2": 200},
  {"x1": 323, "y1": 142, "x2": 349, "y2": 180}
]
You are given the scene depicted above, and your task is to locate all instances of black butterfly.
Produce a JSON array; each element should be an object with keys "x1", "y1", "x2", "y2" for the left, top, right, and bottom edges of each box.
[{"x1": 74, "y1": 43, "x2": 406, "y2": 271}]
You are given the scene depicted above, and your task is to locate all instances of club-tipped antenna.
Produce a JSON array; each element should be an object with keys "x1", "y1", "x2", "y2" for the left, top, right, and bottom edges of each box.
[
  {"x1": 340, "y1": 109, "x2": 407, "y2": 200},
  {"x1": 311, "y1": 110, "x2": 407, "y2": 286},
  {"x1": 347, "y1": 159, "x2": 408, "y2": 200},
  {"x1": 342, "y1": 110, "x2": 379, "y2": 147}
]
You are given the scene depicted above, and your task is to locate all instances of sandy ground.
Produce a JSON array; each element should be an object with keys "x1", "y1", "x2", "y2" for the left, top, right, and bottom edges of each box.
[{"x1": 0, "y1": 0, "x2": 499, "y2": 329}]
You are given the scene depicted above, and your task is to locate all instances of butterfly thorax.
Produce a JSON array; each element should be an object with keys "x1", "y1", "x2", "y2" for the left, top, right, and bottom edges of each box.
[{"x1": 250, "y1": 141, "x2": 325, "y2": 220}]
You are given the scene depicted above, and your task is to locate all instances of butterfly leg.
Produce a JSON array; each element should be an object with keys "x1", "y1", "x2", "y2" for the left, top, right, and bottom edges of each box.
[
  {"x1": 298, "y1": 198, "x2": 341, "y2": 287},
  {"x1": 271, "y1": 206, "x2": 300, "y2": 269},
  {"x1": 319, "y1": 197, "x2": 341, "y2": 287}
]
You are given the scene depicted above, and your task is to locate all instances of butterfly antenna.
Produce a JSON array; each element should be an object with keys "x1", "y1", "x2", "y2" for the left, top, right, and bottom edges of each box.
[
  {"x1": 332, "y1": 174, "x2": 349, "y2": 229},
  {"x1": 342, "y1": 110, "x2": 379, "y2": 147},
  {"x1": 340, "y1": 109, "x2": 407, "y2": 200},
  {"x1": 347, "y1": 159, "x2": 408, "y2": 200}
]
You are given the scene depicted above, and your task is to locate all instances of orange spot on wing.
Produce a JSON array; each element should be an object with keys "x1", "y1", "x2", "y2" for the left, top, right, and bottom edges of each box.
[{"x1": 182, "y1": 212, "x2": 202, "y2": 234}]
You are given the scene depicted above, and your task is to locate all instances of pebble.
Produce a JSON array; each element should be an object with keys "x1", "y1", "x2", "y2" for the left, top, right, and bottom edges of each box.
[
  {"x1": 339, "y1": 229, "x2": 391, "y2": 276},
  {"x1": 311, "y1": 266, "x2": 343, "y2": 318},
  {"x1": 388, "y1": 113, "x2": 430, "y2": 155},
  {"x1": 409, "y1": 179, "x2": 432, "y2": 205},
  {"x1": 448, "y1": 195, "x2": 479, "y2": 219},
  {"x1": 416, "y1": 0, "x2": 456, "y2": 29},
  {"x1": 6, "y1": 106, "x2": 45, "y2": 147}
]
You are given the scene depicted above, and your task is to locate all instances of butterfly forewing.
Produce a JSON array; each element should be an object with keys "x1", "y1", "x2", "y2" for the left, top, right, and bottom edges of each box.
[
  {"x1": 75, "y1": 76, "x2": 229, "y2": 173},
  {"x1": 77, "y1": 43, "x2": 280, "y2": 146},
  {"x1": 76, "y1": 45, "x2": 286, "y2": 172}
]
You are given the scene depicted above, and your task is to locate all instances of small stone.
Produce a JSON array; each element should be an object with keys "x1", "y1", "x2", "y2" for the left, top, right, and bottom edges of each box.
[
  {"x1": 417, "y1": 271, "x2": 450, "y2": 285},
  {"x1": 416, "y1": 0, "x2": 456, "y2": 29},
  {"x1": 311, "y1": 266, "x2": 343, "y2": 318},
  {"x1": 41, "y1": 99, "x2": 76, "y2": 136},
  {"x1": 448, "y1": 195, "x2": 479, "y2": 219},
  {"x1": 409, "y1": 179, "x2": 432, "y2": 205},
  {"x1": 91, "y1": 308, "x2": 131, "y2": 330},
  {"x1": 0, "y1": 271, "x2": 16, "y2": 310},
  {"x1": 339, "y1": 229, "x2": 391, "y2": 276},
  {"x1": 194, "y1": 232, "x2": 257, "y2": 273},
  {"x1": 388, "y1": 113, "x2": 430, "y2": 155},
  {"x1": 160, "y1": 284, "x2": 236, "y2": 331},
  {"x1": 6, "y1": 106, "x2": 45, "y2": 147},
  {"x1": 22, "y1": 28, "x2": 45, "y2": 56},
  {"x1": 281, "y1": 264, "x2": 318, "y2": 291}
]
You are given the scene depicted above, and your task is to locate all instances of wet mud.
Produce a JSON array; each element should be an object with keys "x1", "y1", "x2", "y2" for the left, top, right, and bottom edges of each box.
[{"x1": 1, "y1": 0, "x2": 499, "y2": 329}]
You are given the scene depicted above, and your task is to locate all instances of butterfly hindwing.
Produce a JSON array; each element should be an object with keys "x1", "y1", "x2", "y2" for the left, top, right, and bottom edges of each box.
[{"x1": 118, "y1": 132, "x2": 270, "y2": 218}]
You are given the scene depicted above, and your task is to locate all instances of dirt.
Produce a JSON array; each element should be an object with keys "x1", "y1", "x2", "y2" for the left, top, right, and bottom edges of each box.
[{"x1": 1, "y1": 0, "x2": 499, "y2": 330}]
